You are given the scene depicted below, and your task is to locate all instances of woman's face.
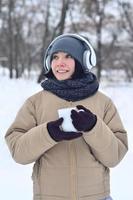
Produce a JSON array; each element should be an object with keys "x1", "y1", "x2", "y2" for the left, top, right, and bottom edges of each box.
[{"x1": 51, "y1": 52, "x2": 75, "y2": 80}]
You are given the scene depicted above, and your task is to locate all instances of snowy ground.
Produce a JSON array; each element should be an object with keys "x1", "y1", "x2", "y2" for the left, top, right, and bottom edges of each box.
[{"x1": 0, "y1": 74, "x2": 133, "y2": 200}]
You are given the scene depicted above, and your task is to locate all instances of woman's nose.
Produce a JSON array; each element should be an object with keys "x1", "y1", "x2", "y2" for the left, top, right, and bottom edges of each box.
[
  {"x1": 57, "y1": 58, "x2": 65, "y2": 67},
  {"x1": 59, "y1": 63, "x2": 65, "y2": 67}
]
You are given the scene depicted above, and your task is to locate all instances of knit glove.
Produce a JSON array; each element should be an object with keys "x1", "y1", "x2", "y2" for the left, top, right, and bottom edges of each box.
[
  {"x1": 47, "y1": 118, "x2": 82, "y2": 142},
  {"x1": 71, "y1": 105, "x2": 97, "y2": 132}
]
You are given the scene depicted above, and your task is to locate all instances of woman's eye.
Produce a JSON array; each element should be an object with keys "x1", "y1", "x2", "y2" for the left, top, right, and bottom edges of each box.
[
  {"x1": 52, "y1": 54, "x2": 58, "y2": 59},
  {"x1": 66, "y1": 54, "x2": 72, "y2": 58}
]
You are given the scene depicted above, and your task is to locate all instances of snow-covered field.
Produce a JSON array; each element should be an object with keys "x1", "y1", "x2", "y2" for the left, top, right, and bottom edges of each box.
[{"x1": 0, "y1": 74, "x2": 133, "y2": 200}]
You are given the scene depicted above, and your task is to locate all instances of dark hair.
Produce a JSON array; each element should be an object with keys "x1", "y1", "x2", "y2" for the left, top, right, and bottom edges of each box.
[
  {"x1": 71, "y1": 60, "x2": 84, "y2": 79},
  {"x1": 44, "y1": 60, "x2": 84, "y2": 80}
]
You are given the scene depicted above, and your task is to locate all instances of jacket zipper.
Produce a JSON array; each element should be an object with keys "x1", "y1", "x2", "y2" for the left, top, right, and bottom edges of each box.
[{"x1": 69, "y1": 141, "x2": 77, "y2": 200}]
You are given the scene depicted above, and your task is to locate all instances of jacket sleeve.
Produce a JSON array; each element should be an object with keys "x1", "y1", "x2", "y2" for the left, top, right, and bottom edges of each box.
[
  {"x1": 5, "y1": 99, "x2": 57, "y2": 165},
  {"x1": 83, "y1": 98, "x2": 128, "y2": 168}
]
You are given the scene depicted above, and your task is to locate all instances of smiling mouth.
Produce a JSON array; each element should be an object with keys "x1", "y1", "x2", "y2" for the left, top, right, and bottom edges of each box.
[{"x1": 56, "y1": 69, "x2": 69, "y2": 73}]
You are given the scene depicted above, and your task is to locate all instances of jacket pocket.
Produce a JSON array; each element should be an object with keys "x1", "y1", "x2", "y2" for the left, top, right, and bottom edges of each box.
[{"x1": 78, "y1": 166, "x2": 109, "y2": 197}]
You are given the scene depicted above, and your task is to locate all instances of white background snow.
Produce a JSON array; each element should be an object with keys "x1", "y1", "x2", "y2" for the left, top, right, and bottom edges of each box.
[{"x1": 0, "y1": 72, "x2": 133, "y2": 200}]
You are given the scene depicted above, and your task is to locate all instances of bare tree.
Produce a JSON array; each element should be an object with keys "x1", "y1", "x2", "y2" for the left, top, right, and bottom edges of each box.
[
  {"x1": 117, "y1": 1, "x2": 133, "y2": 80},
  {"x1": 118, "y1": 1, "x2": 133, "y2": 40},
  {"x1": 37, "y1": 0, "x2": 51, "y2": 83},
  {"x1": 8, "y1": 0, "x2": 14, "y2": 78},
  {"x1": 38, "y1": 0, "x2": 72, "y2": 83},
  {"x1": 80, "y1": 0, "x2": 118, "y2": 80},
  {"x1": 0, "y1": 0, "x2": 131, "y2": 82},
  {"x1": 0, "y1": 0, "x2": 2, "y2": 13},
  {"x1": 51, "y1": 0, "x2": 71, "y2": 39},
  {"x1": 13, "y1": 17, "x2": 23, "y2": 78}
]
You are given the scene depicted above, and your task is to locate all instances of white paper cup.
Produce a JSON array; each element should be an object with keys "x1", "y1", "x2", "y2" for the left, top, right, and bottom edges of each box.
[{"x1": 58, "y1": 107, "x2": 77, "y2": 132}]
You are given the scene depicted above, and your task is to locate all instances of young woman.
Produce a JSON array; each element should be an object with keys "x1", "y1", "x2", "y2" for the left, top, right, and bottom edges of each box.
[{"x1": 5, "y1": 34, "x2": 128, "y2": 200}]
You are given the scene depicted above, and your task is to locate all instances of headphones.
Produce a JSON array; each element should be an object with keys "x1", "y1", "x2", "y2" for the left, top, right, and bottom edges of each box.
[{"x1": 43, "y1": 33, "x2": 96, "y2": 74}]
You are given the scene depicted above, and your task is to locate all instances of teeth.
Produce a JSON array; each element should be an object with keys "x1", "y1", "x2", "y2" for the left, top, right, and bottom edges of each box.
[{"x1": 57, "y1": 69, "x2": 68, "y2": 73}]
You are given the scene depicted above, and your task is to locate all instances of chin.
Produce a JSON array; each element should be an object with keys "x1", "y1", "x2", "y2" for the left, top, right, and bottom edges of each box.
[
  {"x1": 56, "y1": 74, "x2": 71, "y2": 80},
  {"x1": 57, "y1": 77, "x2": 68, "y2": 81}
]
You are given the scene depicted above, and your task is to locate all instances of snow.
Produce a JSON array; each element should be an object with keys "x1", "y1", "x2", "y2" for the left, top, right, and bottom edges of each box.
[{"x1": 0, "y1": 74, "x2": 133, "y2": 200}]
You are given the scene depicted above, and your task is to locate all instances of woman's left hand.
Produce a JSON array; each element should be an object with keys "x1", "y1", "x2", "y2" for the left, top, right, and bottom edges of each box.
[{"x1": 71, "y1": 105, "x2": 97, "y2": 132}]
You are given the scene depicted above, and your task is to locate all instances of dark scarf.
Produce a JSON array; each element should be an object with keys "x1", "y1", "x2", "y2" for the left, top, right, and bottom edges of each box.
[{"x1": 41, "y1": 73, "x2": 99, "y2": 102}]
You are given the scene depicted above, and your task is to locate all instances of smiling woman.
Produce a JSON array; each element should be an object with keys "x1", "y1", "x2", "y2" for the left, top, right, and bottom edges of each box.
[{"x1": 5, "y1": 33, "x2": 128, "y2": 200}]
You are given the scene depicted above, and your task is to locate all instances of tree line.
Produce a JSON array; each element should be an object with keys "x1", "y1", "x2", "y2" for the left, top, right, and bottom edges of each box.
[{"x1": 0, "y1": 0, "x2": 133, "y2": 82}]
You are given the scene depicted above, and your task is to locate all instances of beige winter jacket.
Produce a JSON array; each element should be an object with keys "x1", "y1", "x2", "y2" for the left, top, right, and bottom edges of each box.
[{"x1": 5, "y1": 90, "x2": 128, "y2": 200}]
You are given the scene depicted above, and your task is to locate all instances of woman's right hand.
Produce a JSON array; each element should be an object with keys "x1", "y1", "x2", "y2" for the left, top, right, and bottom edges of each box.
[{"x1": 47, "y1": 118, "x2": 82, "y2": 142}]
